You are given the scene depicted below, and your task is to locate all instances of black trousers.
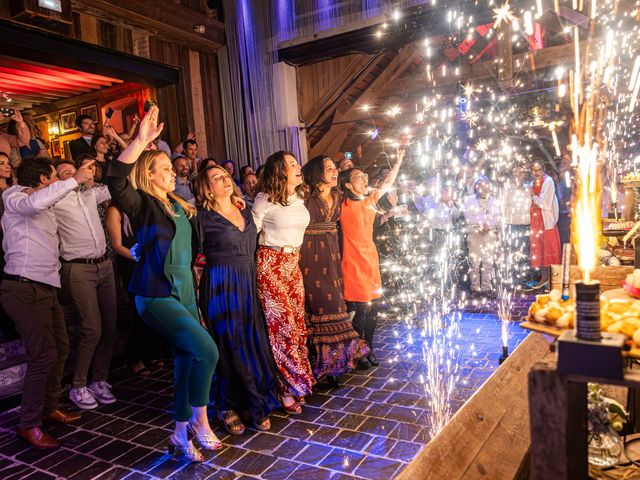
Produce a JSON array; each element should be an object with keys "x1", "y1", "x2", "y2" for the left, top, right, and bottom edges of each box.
[{"x1": 346, "y1": 301, "x2": 378, "y2": 349}]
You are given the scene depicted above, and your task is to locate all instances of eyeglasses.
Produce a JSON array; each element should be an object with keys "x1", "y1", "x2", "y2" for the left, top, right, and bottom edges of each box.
[{"x1": 350, "y1": 173, "x2": 368, "y2": 182}]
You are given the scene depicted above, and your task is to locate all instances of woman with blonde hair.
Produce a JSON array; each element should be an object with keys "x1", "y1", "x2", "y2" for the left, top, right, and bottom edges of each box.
[
  {"x1": 106, "y1": 106, "x2": 220, "y2": 463},
  {"x1": 252, "y1": 151, "x2": 314, "y2": 414},
  {"x1": 194, "y1": 165, "x2": 279, "y2": 435}
]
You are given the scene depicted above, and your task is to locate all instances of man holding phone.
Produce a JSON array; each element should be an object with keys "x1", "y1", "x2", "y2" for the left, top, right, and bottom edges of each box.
[{"x1": 69, "y1": 115, "x2": 96, "y2": 162}]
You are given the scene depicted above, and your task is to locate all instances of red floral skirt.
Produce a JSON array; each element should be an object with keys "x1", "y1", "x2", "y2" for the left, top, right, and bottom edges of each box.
[
  {"x1": 530, "y1": 206, "x2": 561, "y2": 267},
  {"x1": 256, "y1": 247, "x2": 315, "y2": 398}
]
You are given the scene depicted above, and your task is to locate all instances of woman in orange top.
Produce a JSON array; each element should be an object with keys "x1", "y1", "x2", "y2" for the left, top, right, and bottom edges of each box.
[{"x1": 338, "y1": 145, "x2": 405, "y2": 368}]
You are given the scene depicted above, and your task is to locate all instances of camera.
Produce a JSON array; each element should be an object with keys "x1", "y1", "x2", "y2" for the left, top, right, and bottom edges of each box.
[
  {"x1": 105, "y1": 107, "x2": 114, "y2": 119},
  {"x1": 0, "y1": 107, "x2": 15, "y2": 118}
]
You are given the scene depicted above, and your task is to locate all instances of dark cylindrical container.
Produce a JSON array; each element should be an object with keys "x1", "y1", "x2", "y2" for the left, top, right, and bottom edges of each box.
[{"x1": 575, "y1": 281, "x2": 601, "y2": 341}]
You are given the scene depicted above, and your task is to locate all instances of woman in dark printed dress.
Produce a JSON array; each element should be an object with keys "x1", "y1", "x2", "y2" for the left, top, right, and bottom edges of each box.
[
  {"x1": 194, "y1": 165, "x2": 280, "y2": 435},
  {"x1": 300, "y1": 155, "x2": 369, "y2": 386}
]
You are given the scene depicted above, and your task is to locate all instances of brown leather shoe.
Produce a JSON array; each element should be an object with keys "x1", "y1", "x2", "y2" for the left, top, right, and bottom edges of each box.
[
  {"x1": 42, "y1": 409, "x2": 82, "y2": 425},
  {"x1": 17, "y1": 427, "x2": 61, "y2": 450}
]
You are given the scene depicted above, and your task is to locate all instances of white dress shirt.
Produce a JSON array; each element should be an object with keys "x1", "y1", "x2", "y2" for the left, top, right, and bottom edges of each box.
[
  {"x1": 252, "y1": 192, "x2": 310, "y2": 248},
  {"x1": 54, "y1": 184, "x2": 111, "y2": 261},
  {"x1": 2, "y1": 178, "x2": 79, "y2": 287},
  {"x1": 501, "y1": 181, "x2": 532, "y2": 225},
  {"x1": 531, "y1": 176, "x2": 559, "y2": 230},
  {"x1": 463, "y1": 195, "x2": 501, "y2": 233}
]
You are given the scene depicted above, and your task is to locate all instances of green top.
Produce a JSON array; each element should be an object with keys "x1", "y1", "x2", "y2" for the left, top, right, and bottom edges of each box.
[{"x1": 164, "y1": 201, "x2": 193, "y2": 269}]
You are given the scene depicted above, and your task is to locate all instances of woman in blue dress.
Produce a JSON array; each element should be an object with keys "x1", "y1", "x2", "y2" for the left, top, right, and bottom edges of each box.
[{"x1": 195, "y1": 165, "x2": 280, "y2": 435}]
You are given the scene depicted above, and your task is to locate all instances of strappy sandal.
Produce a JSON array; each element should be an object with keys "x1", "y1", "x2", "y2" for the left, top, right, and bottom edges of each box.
[
  {"x1": 220, "y1": 410, "x2": 245, "y2": 436},
  {"x1": 254, "y1": 417, "x2": 271, "y2": 431},
  {"x1": 280, "y1": 397, "x2": 302, "y2": 415}
]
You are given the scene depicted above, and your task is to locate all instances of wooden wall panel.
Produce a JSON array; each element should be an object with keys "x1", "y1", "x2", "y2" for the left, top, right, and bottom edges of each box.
[
  {"x1": 297, "y1": 54, "x2": 368, "y2": 121},
  {"x1": 200, "y1": 52, "x2": 227, "y2": 162}
]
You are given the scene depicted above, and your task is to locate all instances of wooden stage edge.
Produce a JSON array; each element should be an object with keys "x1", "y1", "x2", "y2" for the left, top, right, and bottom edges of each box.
[{"x1": 397, "y1": 332, "x2": 552, "y2": 480}]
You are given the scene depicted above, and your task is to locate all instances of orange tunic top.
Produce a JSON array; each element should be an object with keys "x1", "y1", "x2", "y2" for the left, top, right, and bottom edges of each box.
[{"x1": 340, "y1": 190, "x2": 381, "y2": 302}]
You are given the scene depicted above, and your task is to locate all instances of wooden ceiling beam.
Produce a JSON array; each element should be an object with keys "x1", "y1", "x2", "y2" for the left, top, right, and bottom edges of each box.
[
  {"x1": 384, "y1": 41, "x2": 582, "y2": 99},
  {"x1": 310, "y1": 44, "x2": 420, "y2": 158},
  {"x1": 74, "y1": 0, "x2": 225, "y2": 51},
  {"x1": 303, "y1": 55, "x2": 375, "y2": 127}
]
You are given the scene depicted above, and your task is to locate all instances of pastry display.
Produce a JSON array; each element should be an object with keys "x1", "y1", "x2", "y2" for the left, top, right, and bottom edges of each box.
[{"x1": 527, "y1": 288, "x2": 640, "y2": 346}]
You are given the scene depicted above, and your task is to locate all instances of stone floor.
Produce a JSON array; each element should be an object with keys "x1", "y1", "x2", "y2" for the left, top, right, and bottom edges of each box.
[{"x1": 0, "y1": 298, "x2": 532, "y2": 480}]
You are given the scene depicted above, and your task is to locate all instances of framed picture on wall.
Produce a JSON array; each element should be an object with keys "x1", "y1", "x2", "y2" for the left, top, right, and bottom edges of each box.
[
  {"x1": 80, "y1": 105, "x2": 98, "y2": 122},
  {"x1": 59, "y1": 111, "x2": 77, "y2": 133},
  {"x1": 52, "y1": 140, "x2": 61, "y2": 158}
]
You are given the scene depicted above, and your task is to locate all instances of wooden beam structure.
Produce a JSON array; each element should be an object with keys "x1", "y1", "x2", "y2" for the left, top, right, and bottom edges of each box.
[
  {"x1": 73, "y1": 0, "x2": 224, "y2": 52},
  {"x1": 309, "y1": 44, "x2": 420, "y2": 157},
  {"x1": 384, "y1": 41, "x2": 581, "y2": 99}
]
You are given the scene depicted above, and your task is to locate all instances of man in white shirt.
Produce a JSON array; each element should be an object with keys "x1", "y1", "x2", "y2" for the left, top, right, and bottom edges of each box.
[
  {"x1": 463, "y1": 177, "x2": 501, "y2": 298},
  {"x1": 0, "y1": 157, "x2": 94, "y2": 449},
  {"x1": 501, "y1": 166, "x2": 532, "y2": 287},
  {"x1": 54, "y1": 162, "x2": 117, "y2": 410}
]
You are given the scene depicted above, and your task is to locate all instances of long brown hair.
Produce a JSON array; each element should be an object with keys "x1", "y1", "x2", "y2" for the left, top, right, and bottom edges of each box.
[
  {"x1": 131, "y1": 150, "x2": 196, "y2": 218},
  {"x1": 256, "y1": 150, "x2": 303, "y2": 206},
  {"x1": 194, "y1": 165, "x2": 243, "y2": 212}
]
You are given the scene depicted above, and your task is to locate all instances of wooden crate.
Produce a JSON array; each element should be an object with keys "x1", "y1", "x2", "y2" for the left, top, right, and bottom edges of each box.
[{"x1": 550, "y1": 265, "x2": 634, "y2": 292}]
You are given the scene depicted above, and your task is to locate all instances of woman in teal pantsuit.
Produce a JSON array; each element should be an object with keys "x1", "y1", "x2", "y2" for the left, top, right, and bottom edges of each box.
[{"x1": 106, "y1": 106, "x2": 220, "y2": 463}]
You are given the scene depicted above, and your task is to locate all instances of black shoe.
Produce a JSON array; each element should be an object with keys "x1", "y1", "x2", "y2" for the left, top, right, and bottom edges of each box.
[
  {"x1": 357, "y1": 357, "x2": 371, "y2": 370},
  {"x1": 367, "y1": 352, "x2": 380, "y2": 367},
  {"x1": 326, "y1": 375, "x2": 341, "y2": 387}
]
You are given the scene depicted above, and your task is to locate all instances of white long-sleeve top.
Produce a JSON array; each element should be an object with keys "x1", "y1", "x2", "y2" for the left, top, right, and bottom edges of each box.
[
  {"x1": 501, "y1": 181, "x2": 532, "y2": 225},
  {"x1": 2, "y1": 178, "x2": 79, "y2": 287},
  {"x1": 54, "y1": 184, "x2": 111, "y2": 261},
  {"x1": 251, "y1": 192, "x2": 310, "y2": 248},
  {"x1": 462, "y1": 194, "x2": 500, "y2": 232},
  {"x1": 531, "y1": 176, "x2": 559, "y2": 230}
]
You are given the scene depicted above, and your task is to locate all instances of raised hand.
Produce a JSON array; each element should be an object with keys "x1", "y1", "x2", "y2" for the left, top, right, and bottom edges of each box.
[
  {"x1": 74, "y1": 160, "x2": 96, "y2": 184},
  {"x1": 137, "y1": 106, "x2": 164, "y2": 146},
  {"x1": 13, "y1": 109, "x2": 23, "y2": 123}
]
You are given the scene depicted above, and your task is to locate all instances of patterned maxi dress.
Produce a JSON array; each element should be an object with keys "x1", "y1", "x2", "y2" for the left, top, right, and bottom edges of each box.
[{"x1": 299, "y1": 192, "x2": 369, "y2": 379}]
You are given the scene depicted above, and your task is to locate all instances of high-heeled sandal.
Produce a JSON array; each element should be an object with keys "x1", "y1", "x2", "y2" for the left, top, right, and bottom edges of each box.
[
  {"x1": 187, "y1": 423, "x2": 223, "y2": 450},
  {"x1": 254, "y1": 417, "x2": 271, "y2": 431},
  {"x1": 220, "y1": 410, "x2": 245, "y2": 436},
  {"x1": 167, "y1": 435, "x2": 205, "y2": 463},
  {"x1": 280, "y1": 397, "x2": 302, "y2": 415}
]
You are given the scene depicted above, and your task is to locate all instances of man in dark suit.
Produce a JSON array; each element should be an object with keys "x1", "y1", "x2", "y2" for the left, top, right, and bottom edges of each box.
[{"x1": 68, "y1": 114, "x2": 95, "y2": 162}]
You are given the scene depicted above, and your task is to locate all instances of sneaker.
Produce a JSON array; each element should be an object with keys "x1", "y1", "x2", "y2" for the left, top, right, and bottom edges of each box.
[
  {"x1": 88, "y1": 381, "x2": 116, "y2": 405},
  {"x1": 69, "y1": 387, "x2": 98, "y2": 410}
]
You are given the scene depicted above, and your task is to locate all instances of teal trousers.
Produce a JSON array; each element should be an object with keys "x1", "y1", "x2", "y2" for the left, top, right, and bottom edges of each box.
[{"x1": 136, "y1": 265, "x2": 218, "y2": 421}]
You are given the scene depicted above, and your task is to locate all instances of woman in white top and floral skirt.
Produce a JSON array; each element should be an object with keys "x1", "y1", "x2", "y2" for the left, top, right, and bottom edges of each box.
[{"x1": 252, "y1": 151, "x2": 315, "y2": 415}]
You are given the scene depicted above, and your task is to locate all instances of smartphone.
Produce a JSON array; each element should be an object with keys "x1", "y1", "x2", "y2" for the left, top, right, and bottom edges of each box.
[
  {"x1": 0, "y1": 107, "x2": 14, "y2": 118},
  {"x1": 143, "y1": 99, "x2": 157, "y2": 112},
  {"x1": 105, "y1": 107, "x2": 114, "y2": 119}
]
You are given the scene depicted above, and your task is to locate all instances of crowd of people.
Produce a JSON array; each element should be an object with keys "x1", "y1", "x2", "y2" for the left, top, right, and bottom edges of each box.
[
  {"x1": 0, "y1": 106, "x2": 406, "y2": 461},
  {"x1": 0, "y1": 103, "x2": 570, "y2": 460}
]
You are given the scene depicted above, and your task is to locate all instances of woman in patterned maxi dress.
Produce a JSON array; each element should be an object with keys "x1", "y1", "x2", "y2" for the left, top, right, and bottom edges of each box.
[
  {"x1": 299, "y1": 155, "x2": 369, "y2": 386},
  {"x1": 252, "y1": 151, "x2": 315, "y2": 414}
]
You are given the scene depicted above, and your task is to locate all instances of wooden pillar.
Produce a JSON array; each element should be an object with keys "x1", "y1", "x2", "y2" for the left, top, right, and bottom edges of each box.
[
  {"x1": 528, "y1": 361, "x2": 588, "y2": 480},
  {"x1": 188, "y1": 49, "x2": 208, "y2": 158},
  {"x1": 497, "y1": 22, "x2": 514, "y2": 89}
]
